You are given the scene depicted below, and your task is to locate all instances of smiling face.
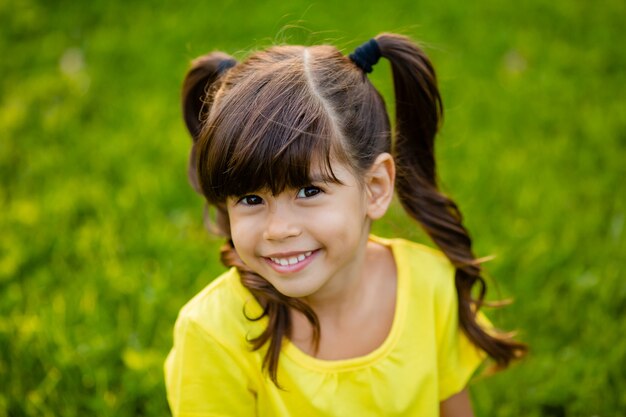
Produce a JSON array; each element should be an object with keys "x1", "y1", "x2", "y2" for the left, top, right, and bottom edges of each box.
[
  {"x1": 227, "y1": 161, "x2": 373, "y2": 299},
  {"x1": 193, "y1": 44, "x2": 395, "y2": 300}
]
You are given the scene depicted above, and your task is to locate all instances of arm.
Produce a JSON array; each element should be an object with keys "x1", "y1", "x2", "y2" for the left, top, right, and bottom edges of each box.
[
  {"x1": 440, "y1": 388, "x2": 474, "y2": 417},
  {"x1": 433, "y1": 261, "x2": 487, "y2": 411}
]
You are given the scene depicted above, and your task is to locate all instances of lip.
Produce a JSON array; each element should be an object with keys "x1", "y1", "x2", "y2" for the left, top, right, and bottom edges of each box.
[{"x1": 263, "y1": 249, "x2": 319, "y2": 274}]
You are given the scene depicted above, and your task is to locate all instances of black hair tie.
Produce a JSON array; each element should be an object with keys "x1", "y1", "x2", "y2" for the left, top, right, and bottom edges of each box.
[
  {"x1": 349, "y1": 39, "x2": 381, "y2": 74},
  {"x1": 217, "y1": 58, "x2": 237, "y2": 74}
]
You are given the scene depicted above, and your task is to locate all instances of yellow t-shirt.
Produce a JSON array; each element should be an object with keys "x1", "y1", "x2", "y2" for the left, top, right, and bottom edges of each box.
[{"x1": 164, "y1": 236, "x2": 487, "y2": 416}]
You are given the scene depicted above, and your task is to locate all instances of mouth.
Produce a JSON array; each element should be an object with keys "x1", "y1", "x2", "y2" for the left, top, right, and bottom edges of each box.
[
  {"x1": 263, "y1": 250, "x2": 318, "y2": 273},
  {"x1": 268, "y1": 251, "x2": 313, "y2": 266}
]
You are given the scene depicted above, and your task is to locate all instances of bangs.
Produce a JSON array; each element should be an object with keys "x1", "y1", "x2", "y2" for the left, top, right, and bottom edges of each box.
[{"x1": 197, "y1": 60, "x2": 349, "y2": 202}]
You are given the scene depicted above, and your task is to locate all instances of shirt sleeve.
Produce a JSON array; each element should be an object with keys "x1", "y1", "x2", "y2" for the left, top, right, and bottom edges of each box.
[
  {"x1": 434, "y1": 271, "x2": 489, "y2": 401},
  {"x1": 164, "y1": 314, "x2": 257, "y2": 417}
]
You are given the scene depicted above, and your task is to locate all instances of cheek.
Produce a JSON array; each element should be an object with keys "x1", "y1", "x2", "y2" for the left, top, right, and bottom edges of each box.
[
  {"x1": 306, "y1": 197, "x2": 368, "y2": 238},
  {"x1": 313, "y1": 209, "x2": 357, "y2": 230},
  {"x1": 228, "y1": 214, "x2": 259, "y2": 258}
]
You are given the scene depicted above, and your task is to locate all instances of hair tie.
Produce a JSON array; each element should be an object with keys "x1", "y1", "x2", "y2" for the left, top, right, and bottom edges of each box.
[
  {"x1": 217, "y1": 58, "x2": 237, "y2": 74},
  {"x1": 349, "y1": 39, "x2": 381, "y2": 74}
]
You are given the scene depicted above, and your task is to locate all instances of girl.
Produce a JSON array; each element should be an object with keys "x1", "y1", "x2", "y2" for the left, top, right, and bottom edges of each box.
[{"x1": 165, "y1": 33, "x2": 525, "y2": 417}]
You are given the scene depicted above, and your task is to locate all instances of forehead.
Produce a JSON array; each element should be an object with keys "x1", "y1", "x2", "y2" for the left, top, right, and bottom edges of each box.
[
  {"x1": 234, "y1": 149, "x2": 354, "y2": 196},
  {"x1": 203, "y1": 119, "x2": 352, "y2": 200}
]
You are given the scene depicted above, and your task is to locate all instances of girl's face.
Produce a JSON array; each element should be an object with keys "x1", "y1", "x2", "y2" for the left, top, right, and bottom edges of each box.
[{"x1": 226, "y1": 160, "x2": 379, "y2": 300}]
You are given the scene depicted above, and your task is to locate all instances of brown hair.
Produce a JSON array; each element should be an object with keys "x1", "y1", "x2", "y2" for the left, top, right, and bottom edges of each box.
[{"x1": 181, "y1": 33, "x2": 526, "y2": 385}]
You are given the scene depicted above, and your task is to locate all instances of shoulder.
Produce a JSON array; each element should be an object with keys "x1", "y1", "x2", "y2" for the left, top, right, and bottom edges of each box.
[
  {"x1": 174, "y1": 268, "x2": 263, "y2": 348},
  {"x1": 373, "y1": 235, "x2": 455, "y2": 294},
  {"x1": 390, "y1": 237, "x2": 451, "y2": 270},
  {"x1": 178, "y1": 267, "x2": 240, "y2": 322}
]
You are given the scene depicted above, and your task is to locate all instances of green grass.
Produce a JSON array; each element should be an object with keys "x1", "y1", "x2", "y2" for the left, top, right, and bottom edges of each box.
[{"x1": 1, "y1": 0, "x2": 625, "y2": 415}]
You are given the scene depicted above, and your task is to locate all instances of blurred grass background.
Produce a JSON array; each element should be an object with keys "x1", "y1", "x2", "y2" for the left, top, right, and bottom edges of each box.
[{"x1": 1, "y1": 0, "x2": 625, "y2": 415}]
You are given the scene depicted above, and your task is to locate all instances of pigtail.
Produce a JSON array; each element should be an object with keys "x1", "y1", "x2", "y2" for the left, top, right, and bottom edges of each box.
[
  {"x1": 376, "y1": 33, "x2": 526, "y2": 367},
  {"x1": 181, "y1": 52, "x2": 237, "y2": 192}
]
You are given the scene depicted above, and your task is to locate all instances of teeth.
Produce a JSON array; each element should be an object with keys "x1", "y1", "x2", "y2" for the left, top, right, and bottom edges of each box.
[{"x1": 269, "y1": 251, "x2": 314, "y2": 266}]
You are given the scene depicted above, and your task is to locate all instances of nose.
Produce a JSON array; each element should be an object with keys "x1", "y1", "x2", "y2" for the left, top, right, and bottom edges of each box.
[{"x1": 262, "y1": 203, "x2": 301, "y2": 241}]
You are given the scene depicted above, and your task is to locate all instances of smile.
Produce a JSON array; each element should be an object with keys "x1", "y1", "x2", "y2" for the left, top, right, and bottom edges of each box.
[{"x1": 268, "y1": 251, "x2": 313, "y2": 266}]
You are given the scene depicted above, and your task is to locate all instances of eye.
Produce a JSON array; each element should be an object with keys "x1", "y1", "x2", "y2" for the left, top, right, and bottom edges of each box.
[
  {"x1": 297, "y1": 186, "x2": 322, "y2": 199},
  {"x1": 238, "y1": 194, "x2": 264, "y2": 206}
]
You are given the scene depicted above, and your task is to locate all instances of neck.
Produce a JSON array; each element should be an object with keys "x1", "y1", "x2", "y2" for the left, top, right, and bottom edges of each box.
[{"x1": 299, "y1": 233, "x2": 380, "y2": 320}]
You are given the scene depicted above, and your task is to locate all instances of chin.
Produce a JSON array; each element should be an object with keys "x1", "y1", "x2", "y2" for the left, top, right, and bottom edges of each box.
[
  {"x1": 270, "y1": 281, "x2": 322, "y2": 299},
  {"x1": 273, "y1": 287, "x2": 314, "y2": 299}
]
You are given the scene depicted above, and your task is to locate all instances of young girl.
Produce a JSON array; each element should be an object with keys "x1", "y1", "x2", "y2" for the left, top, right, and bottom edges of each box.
[{"x1": 165, "y1": 33, "x2": 525, "y2": 417}]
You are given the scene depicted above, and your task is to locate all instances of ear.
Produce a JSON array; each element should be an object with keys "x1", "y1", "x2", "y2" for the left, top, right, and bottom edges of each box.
[{"x1": 365, "y1": 153, "x2": 395, "y2": 220}]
